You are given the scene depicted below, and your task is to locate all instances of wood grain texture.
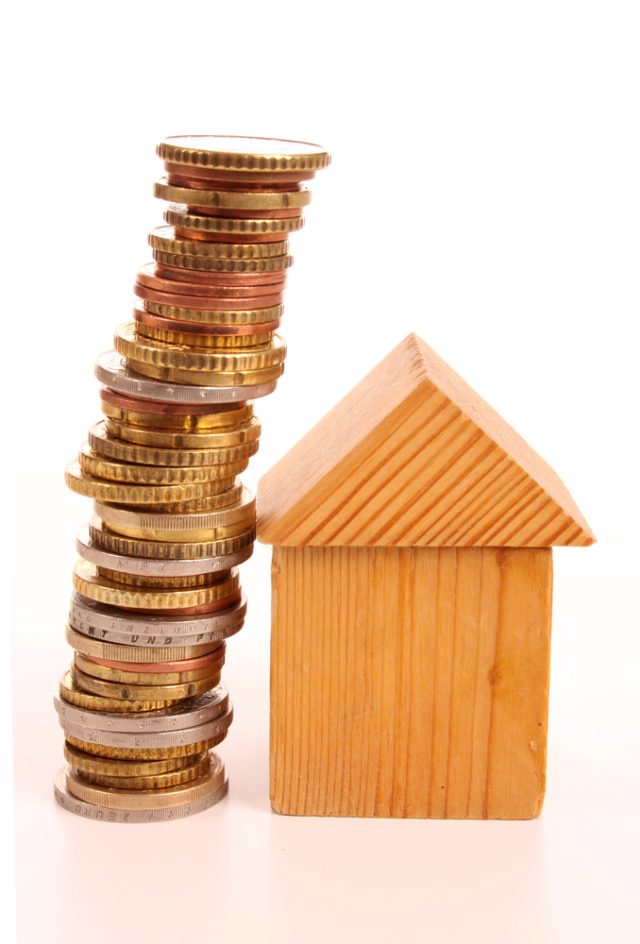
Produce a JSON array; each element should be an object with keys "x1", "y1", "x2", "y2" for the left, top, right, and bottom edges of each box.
[
  {"x1": 270, "y1": 545, "x2": 553, "y2": 819},
  {"x1": 258, "y1": 333, "x2": 594, "y2": 547}
]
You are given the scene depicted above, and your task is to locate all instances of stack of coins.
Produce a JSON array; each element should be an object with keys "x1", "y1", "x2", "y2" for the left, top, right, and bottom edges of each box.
[{"x1": 54, "y1": 136, "x2": 330, "y2": 822}]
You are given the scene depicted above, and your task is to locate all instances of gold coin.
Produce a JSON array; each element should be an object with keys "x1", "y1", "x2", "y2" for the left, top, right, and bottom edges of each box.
[
  {"x1": 65, "y1": 755, "x2": 224, "y2": 810},
  {"x1": 94, "y1": 568, "x2": 226, "y2": 589},
  {"x1": 66, "y1": 625, "x2": 226, "y2": 663},
  {"x1": 89, "y1": 517, "x2": 255, "y2": 561},
  {"x1": 72, "y1": 665, "x2": 221, "y2": 702},
  {"x1": 74, "y1": 756, "x2": 212, "y2": 790},
  {"x1": 144, "y1": 299, "x2": 283, "y2": 326},
  {"x1": 78, "y1": 445, "x2": 239, "y2": 486},
  {"x1": 136, "y1": 323, "x2": 273, "y2": 349},
  {"x1": 65, "y1": 733, "x2": 225, "y2": 761},
  {"x1": 154, "y1": 178, "x2": 311, "y2": 209},
  {"x1": 59, "y1": 671, "x2": 176, "y2": 713},
  {"x1": 151, "y1": 249, "x2": 292, "y2": 274},
  {"x1": 88, "y1": 420, "x2": 249, "y2": 468},
  {"x1": 74, "y1": 653, "x2": 222, "y2": 686},
  {"x1": 72, "y1": 559, "x2": 239, "y2": 610},
  {"x1": 149, "y1": 228, "x2": 288, "y2": 259},
  {"x1": 125, "y1": 358, "x2": 285, "y2": 388},
  {"x1": 114, "y1": 322, "x2": 285, "y2": 372},
  {"x1": 64, "y1": 742, "x2": 205, "y2": 778},
  {"x1": 142, "y1": 491, "x2": 249, "y2": 514},
  {"x1": 99, "y1": 399, "x2": 254, "y2": 431},
  {"x1": 95, "y1": 521, "x2": 253, "y2": 544},
  {"x1": 65, "y1": 459, "x2": 227, "y2": 505},
  {"x1": 66, "y1": 734, "x2": 226, "y2": 761},
  {"x1": 103, "y1": 415, "x2": 261, "y2": 450},
  {"x1": 157, "y1": 136, "x2": 330, "y2": 173},
  {"x1": 164, "y1": 205, "x2": 303, "y2": 235}
]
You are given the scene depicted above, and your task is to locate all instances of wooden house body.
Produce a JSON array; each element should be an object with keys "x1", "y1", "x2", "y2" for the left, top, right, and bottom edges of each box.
[{"x1": 257, "y1": 335, "x2": 594, "y2": 819}]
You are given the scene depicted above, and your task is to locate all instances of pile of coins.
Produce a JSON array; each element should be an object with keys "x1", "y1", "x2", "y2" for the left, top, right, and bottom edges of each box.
[{"x1": 54, "y1": 135, "x2": 330, "y2": 822}]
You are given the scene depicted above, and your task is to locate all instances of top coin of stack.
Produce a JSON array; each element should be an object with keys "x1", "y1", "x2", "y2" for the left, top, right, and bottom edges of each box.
[{"x1": 55, "y1": 135, "x2": 330, "y2": 822}]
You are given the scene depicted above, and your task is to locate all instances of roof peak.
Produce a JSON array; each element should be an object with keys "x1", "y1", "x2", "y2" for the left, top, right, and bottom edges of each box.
[{"x1": 258, "y1": 334, "x2": 595, "y2": 548}]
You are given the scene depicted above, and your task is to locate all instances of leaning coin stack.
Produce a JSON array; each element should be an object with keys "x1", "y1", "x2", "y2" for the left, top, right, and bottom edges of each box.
[{"x1": 54, "y1": 136, "x2": 330, "y2": 822}]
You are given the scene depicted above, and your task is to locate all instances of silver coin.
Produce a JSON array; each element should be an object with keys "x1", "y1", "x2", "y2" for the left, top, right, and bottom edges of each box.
[
  {"x1": 95, "y1": 350, "x2": 277, "y2": 404},
  {"x1": 69, "y1": 622, "x2": 242, "y2": 648},
  {"x1": 76, "y1": 525, "x2": 253, "y2": 576},
  {"x1": 53, "y1": 768, "x2": 228, "y2": 822},
  {"x1": 68, "y1": 591, "x2": 247, "y2": 638},
  {"x1": 53, "y1": 685, "x2": 229, "y2": 733},
  {"x1": 59, "y1": 705, "x2": 233, "y2": 748}
]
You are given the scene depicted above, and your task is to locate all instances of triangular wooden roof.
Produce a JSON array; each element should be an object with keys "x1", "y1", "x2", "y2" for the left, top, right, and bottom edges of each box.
[{"x1": 257, "y1": 333, "x2": 595, "y2": 547}]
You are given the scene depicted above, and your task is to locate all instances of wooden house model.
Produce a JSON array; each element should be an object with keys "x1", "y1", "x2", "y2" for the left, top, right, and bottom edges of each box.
[{"x1": 257, "y1": 334, "x2": 595, "y2": 819}]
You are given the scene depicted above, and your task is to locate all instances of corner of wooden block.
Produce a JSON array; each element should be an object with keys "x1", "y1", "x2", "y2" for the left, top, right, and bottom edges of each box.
[{"x1": 270, "y1": 794, "x2": 294, "y2": 816}]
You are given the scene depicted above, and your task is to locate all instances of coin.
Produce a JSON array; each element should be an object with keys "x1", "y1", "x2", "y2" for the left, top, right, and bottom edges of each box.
[
  {"x1": 95, "y1": 350, "x2": 277, "y2": 404},
  {"x1": 100, "y1": 387, "x2": 251, "y2": 417},
  {"x1": 64, "y1": 626, "x2": 227, "y2": 665},
  {"x1": 54, "y1": 684, "x2": 229, "y2": 731},
  {"x1": 54, "y1": 766, "x2": 228, "y2": 822},
  {"x1": 71, "y1": 665, "x2": 222, "y2": 702},
  {"x1": 80, "y1": 647, "x2": 225, "y2": 674},
  {"x1": 65, "y1": 753, "x2": 225, "y2": 810},
  {"x1": 154, "y1": 179, "x2": 311, "y2": 210},
  {"x1": 94, "y1": 568, "x2": 227, "y2": 589},
  {"x1": 103, "y1": 415, "x2": 261, "y2": 450},
  {"x1": 134, "y1": 306, "x2": 281, "y2": 334},
  {"x1": 74, "y1": 652, "x2": 222, "y2": 686},
  {"x1": 152, "y1": 262, "x2": 288, "y2": 286},
  {"x1": 74, "y1": 756, "x2": 212, "y2": 791},
  {"x1": 87, "y1": 516, "x2": 255, "y2": 562},
  {"x1": 100, "y1": 391, "x2": 254, "y2": 427},
  {"x1": 114, "y1": 322, "x2": 285, "y2": 372},
  {"x1": 77, "y1": 526, "x2": 252, "y2": 576},
  {"x1": 94, "y1": 487, "x2": 255, "y2": 535},
  {"x1": 151, "y1": 249, "x2": 292, "y2": 275},
  {"x1": 59, "y1": 671, "x2": 177, "y2": 713},
  {"x1": 88, "y1": 419, "x2": 252, "y2": 468},
  {"x1": 135, "y1": 321, "x2": 274, "y2": 349},
  {"x1": 64, "y1": 742, "x2": 205, "y2": 778},
  {"x1": 65, "y1": 732, "x2": 226, "y2": 760},
  {"x1": 136, "y1": 285, "x2": 285, "y2": 310},
  {"x1": 62, "y1": 706, "x2": 233, "y2": 750},
  {"x1": 65, "y1": 459, "x2": 228, "y2": 505},
  {"x1": 136, "y1": 262, "x2": 285, "y2": 297},
  {"x1": 157, "y1": 135, "x2": 330, "y2": 173},
  {"x1": 78, "y1": 445, "x2": 241, "y2": 485},
  {"x1": 126, "y1": 359, "x2": 285, "y2": 389},
  {"x1": 68, "y1": 591, "x2": 247, "y2": 640},
  {"x1": 149, "y1": 227, "x2": 288, "y2": 258},
  {"x1": 164, "y1": 204, "x2": 303, "y2": 237},
  {"x1": 72, "y1": 559, "x2": 240, "y2": 610}
]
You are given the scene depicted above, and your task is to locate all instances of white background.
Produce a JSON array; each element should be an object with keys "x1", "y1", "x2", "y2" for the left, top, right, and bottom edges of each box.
[{"x1": 4, "y1": 1, "x2": 640, "y2": 941}]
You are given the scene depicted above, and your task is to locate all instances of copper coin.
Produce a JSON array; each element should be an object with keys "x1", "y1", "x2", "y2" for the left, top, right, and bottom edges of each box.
[
  {"x1": 166, "y1": 172, "x2": 304, "y2": 192},
  {"x1": 162, "y1": 163, "x2": 316, "y2": 185},
  {"x1": 132, "y1": 309, "x2": 280, "y2": 337},
  {"x1": 153, "y1": 263, "x2": 288, "y2": 287},
  {"x1": 136, "y1": 263, "x2": 285, "y2": 297},
  {"x1": 171, "y1": 226, "x2": 292, "y2": 245},
  {"x1": 99, "y1": 387, "x2": 247, "y2": 415},
  {"x1": 135, "y1": 284, "x2": 285, "y2": 310},
  {"x1": 83, "y1": 644, "x2": 225, "y2": 674},
  {"x1": 192, "y1": 206, "x2": 304, "y2": 220}
]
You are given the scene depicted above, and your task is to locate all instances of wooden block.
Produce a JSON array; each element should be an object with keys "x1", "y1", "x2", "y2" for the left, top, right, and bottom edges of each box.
[
  {"x1": 270, "y1": 544, "x2": 552, "y2": 819},
  {"x1": 258, "y1": 333, "x2": 594, "y2": 547}
]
